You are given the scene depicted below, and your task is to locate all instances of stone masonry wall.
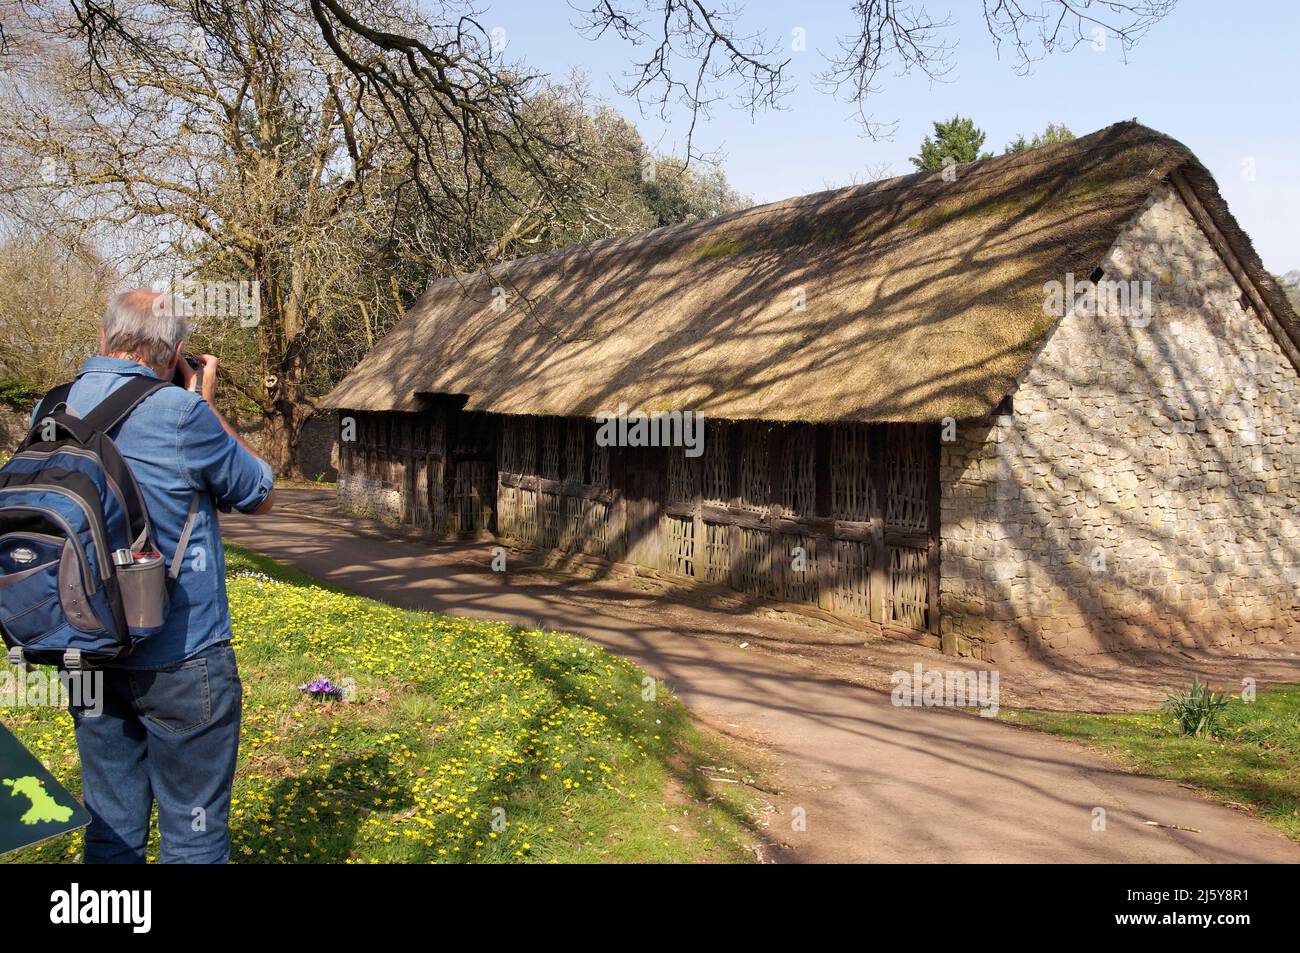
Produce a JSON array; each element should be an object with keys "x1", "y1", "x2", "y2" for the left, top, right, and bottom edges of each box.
[
  {"x1": 941, "y1": 183, "x2": 1300, "y2": 662},
  {"x1": 336, "y1": 458, "x2": 404, "y2": 526}
]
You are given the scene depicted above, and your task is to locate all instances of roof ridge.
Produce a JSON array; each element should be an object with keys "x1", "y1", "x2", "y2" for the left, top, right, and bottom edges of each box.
[{"x1": 438, "y1": 121, "x2": 1171, "y2": 285}]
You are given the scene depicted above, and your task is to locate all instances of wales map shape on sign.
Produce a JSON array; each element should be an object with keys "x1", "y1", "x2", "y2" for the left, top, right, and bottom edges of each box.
[
  {"x1": 0, "y1": 721, "x2": 89, "y2": 856},
  {"x1": 4, "y1": 776, "x2": 75, "y2": 824}
]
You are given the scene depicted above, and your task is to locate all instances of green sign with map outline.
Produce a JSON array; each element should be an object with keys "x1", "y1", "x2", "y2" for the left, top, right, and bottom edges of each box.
[{"x1": 0, "y1": 720, "x2": 89, "y2": 856}]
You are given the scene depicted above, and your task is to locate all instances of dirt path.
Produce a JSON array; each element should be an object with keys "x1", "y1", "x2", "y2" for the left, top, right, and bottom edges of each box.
[{"x1": 221, "y1": 489, "x2": 1300, "y2": 863}]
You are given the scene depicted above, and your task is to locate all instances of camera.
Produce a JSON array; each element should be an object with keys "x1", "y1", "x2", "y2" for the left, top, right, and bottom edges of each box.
[{"x1": 173, "y1": 356, "x2": 204, "y2": 390}]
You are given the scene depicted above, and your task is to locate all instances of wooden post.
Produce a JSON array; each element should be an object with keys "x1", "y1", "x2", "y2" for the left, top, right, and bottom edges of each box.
[
  {"x1": 692, "y1": 448, "x2": 705, "y2": 581},
  {"x1": 534, "y1": 417, "x2": 547, "y2": 550},
  {"x1": 582, "y1": 418, "x2": 594, "y2": 489},
  {"x1": 768, "y1": 424, "x2": 786, "y2": 599},
  {"x1": 443, "y1": 401, "x2": 459, "y2": 539},
  {"x1": 814, "y1": 424, "x2": 834, "y2": 611},
  {"x1": 868, "y1": 424, "x2": 888, "y2": 625},
  {"x1": 927, "y1": 423, "x2": 942, "y2": 637},
  {"x1": 431, "y1": 406, "x2": 446, "y2": 538},
  {"x1": 610, "y1": 445, "x2": 627, "y2": 563},
  {"x1": 725, "y1": 423, "x2": 742, "y2": 590}
]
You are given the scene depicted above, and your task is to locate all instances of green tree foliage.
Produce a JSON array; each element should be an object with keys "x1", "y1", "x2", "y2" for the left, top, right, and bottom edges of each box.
[
  {"x1": 1005, "y1": 123, "x2": 1076, "y2": 155},
  {"x1": 909, "y1": 116, "x2": 993, "y2": 171},
  {"x1": 1276, "y1": 271, "x2": 1300, "y2": 312}
]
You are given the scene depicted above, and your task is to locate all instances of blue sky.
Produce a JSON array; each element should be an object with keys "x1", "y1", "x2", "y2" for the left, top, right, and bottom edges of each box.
[{"x1": 479, "y1": 0, "x2": 1299, "y2": 272}]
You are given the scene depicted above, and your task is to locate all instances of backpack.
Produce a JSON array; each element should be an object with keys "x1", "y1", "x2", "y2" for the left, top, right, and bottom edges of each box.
[{"x1": 0, "y1": 377, "x2": 199, "y2": 670}]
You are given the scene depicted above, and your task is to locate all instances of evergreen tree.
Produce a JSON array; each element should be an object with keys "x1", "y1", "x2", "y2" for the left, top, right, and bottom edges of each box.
[
  {"x1": 910, "y1": 116, "x2": 993, "y2": 171},
  {"x1": 1005, "y1": 123, "x2": 1076, "y2": 154}
]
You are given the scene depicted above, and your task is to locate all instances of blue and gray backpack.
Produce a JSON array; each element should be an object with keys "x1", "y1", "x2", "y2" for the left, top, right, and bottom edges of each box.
[{"x1": 0, "y1": 377, "x2": 198, "y2": 669}]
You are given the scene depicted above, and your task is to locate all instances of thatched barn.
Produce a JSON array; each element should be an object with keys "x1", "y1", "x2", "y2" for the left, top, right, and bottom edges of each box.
[{"x1": 320, "y1": 122, "x2": 1300, "y2": 663}]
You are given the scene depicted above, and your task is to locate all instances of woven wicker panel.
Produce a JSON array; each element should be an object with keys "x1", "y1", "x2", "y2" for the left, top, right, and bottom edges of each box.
[
  {"x1": 517, "y1": 417, "x2": 537, "y2": 475},
  {"x1": 584, "y1": 499, "x2": 608, "y2": 556},
  {"x1": 501, "y1": 417, "x2": 520, "y2": 474},
  {"x1": 703, "y1": 522, "x2": 729, "y2": 583},
  {"x1": 539, "y1": 491, "x2": 561, "y2": 548},
  {"x1": 429, "y1": 412, "x2": 445, "y2": 454},
  {"x1": 498, "y1": 484, "x2": 517, "y2": 538},
  {"x1": 889, "y1": 545, "x2": 930, "y2": 630},
  {"x1": 779, "y1": 424, "x2": 816, "y2": 517},
  {"x1": 702, "y1": 420, "x2": 730, "y2": 504},
  {"x1": 831, "y1": 539, "x2": 872, "y2": 618},
  {"x1": 779, "y1": 533, "x2": 818, "y2": 605},
  {"x1": 448, "y1": 460, "x2": 494, "y2": 536},
  {"x1": 885, "y1": 424, "x2": 930, "y2": 533},
  {"x1": 517, "y1": 487, "x2": 537, "y2": 540},
  {"x1": 410, "y1": 456, "x2": 432, "y2": 531},
  {"x1": 410, "y1": 410, "x2": 442, "y2": 455},
  {"x1": 663, "y1": 515, "x2": 695, "y2": 578},
  {"x1": 541, "y1": 418, "x2": 562, "y2": 481},
  {"x1": 737, "y1": 528, "x2": 775, "y2": 597},
  {"x1": 589, "y1": 436, "x2": 610, "y2": 487},
  {"x1": 666, "y1": 450, "x2": 693, "y2": 504},
  {"x1": 563, "y1": 419, "x2": 585, "y2": 483},
  {"x1": 429, "y1": 456, "x2": 445, "y2": 535},
  {"x1": 831, "y1": 423, "x2": 875, "y2": 522},
  {"x1": 737, "y1": 423, "x2": 770, "y2": 512},
  {"x1": 560, "y1": 494, "x2": 583, "y2": 551}
]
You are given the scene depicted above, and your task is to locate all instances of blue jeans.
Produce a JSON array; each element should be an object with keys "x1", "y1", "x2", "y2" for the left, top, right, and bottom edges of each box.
[{"x1": 70, "y1": 641, "x2": 242, "y2": 863}]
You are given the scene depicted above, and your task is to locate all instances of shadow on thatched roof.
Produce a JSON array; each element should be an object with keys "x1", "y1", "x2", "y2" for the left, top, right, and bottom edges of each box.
[{"x1": 320, "y1": 121, "x2": 1299, "y2": 423}]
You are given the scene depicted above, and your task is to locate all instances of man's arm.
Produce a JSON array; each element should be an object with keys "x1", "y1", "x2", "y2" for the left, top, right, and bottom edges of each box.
[
  {"x1": 203, "y1": 393, "x2": 276, "y2": 515},
  {"x1": 178, "y1": 354, "x2": 275, "y2": 515}
]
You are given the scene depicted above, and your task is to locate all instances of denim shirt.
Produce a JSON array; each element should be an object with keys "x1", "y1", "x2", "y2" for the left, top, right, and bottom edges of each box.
[{"x1": 35, "y1": 357, "x2": 274, "y2": 668}]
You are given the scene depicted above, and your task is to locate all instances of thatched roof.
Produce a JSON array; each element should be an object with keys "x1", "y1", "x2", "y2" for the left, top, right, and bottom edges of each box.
[{"x1": 320, "y1": 121, "x2": 1300, "y2": 422}]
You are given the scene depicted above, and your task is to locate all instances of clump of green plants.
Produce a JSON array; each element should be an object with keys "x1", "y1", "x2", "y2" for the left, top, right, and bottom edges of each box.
[
  {"x1": 0, "y1": 378, "x2": 42, "y2": 411},
  {"x1": 1163, "y1": 676, "x2": 1231, "y2": 737}
]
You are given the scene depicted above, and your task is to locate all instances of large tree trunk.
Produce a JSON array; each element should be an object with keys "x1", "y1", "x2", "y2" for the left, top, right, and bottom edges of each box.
[
  {"x1": 255, "y1": 258, "x2": 312, "y2": 479},
  {"x1": 262, "y1": 403, "x2": 299, "y2": 479}
]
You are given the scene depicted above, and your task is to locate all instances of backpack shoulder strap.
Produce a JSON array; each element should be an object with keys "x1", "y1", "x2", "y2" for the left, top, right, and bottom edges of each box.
[
  {"x1": 15, "y1": 382, "x2": 75, "y2": 452},
  {"x1": 82, "y1": 376, "x2": 172, "y2": 434},
  {"x1": 31, "y1": 382, "x2": 74, "y2": 424},
  {"x1": 169, "y1": 491, "x2": 202, "y2": 580}
]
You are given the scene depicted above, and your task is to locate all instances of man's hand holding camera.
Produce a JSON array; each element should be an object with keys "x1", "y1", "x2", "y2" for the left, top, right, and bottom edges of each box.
[{"x1": 175, "y1": 353, "x2": 218, "y2": 405}]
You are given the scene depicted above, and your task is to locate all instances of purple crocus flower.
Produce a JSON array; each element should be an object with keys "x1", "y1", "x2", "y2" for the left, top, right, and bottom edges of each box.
[{"x1": 298, "y1": 677, "x2": 344, "y2": 699}]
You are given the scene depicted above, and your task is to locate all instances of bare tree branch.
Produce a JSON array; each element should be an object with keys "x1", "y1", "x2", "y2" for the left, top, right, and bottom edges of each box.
[{"x1": 574, "y1": 0, "x2": 789, "y2": 159}]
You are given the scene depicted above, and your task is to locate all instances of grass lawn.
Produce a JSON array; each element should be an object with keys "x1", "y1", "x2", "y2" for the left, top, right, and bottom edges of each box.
[
  {"x1": 2, "y1": 543, "x2": 763, "y2": 863},
  {"x1": 1001, "y1": 685, "x2": 1300, "y2": 841}
]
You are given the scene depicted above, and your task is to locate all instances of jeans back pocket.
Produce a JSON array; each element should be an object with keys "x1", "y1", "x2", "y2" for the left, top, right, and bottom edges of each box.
[{"x1": 129, "y1": 657, "x2": 212, "y2": 734}]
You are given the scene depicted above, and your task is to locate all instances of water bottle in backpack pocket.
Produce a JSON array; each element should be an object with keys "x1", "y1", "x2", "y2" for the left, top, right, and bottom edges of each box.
[{"x1": 0, "y1": 377, "x2": 197, "y2": 670}]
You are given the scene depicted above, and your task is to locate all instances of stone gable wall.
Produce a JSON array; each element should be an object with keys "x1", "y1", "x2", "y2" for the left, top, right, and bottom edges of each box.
[{"x1": 940, "y1": 183, "x2": 1300, "y2": 661}]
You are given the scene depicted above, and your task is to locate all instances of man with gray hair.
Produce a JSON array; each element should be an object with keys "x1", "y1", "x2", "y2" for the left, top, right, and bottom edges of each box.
[{"x1": 46, "y1": 288, "x2": 274, "y2": 863}]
